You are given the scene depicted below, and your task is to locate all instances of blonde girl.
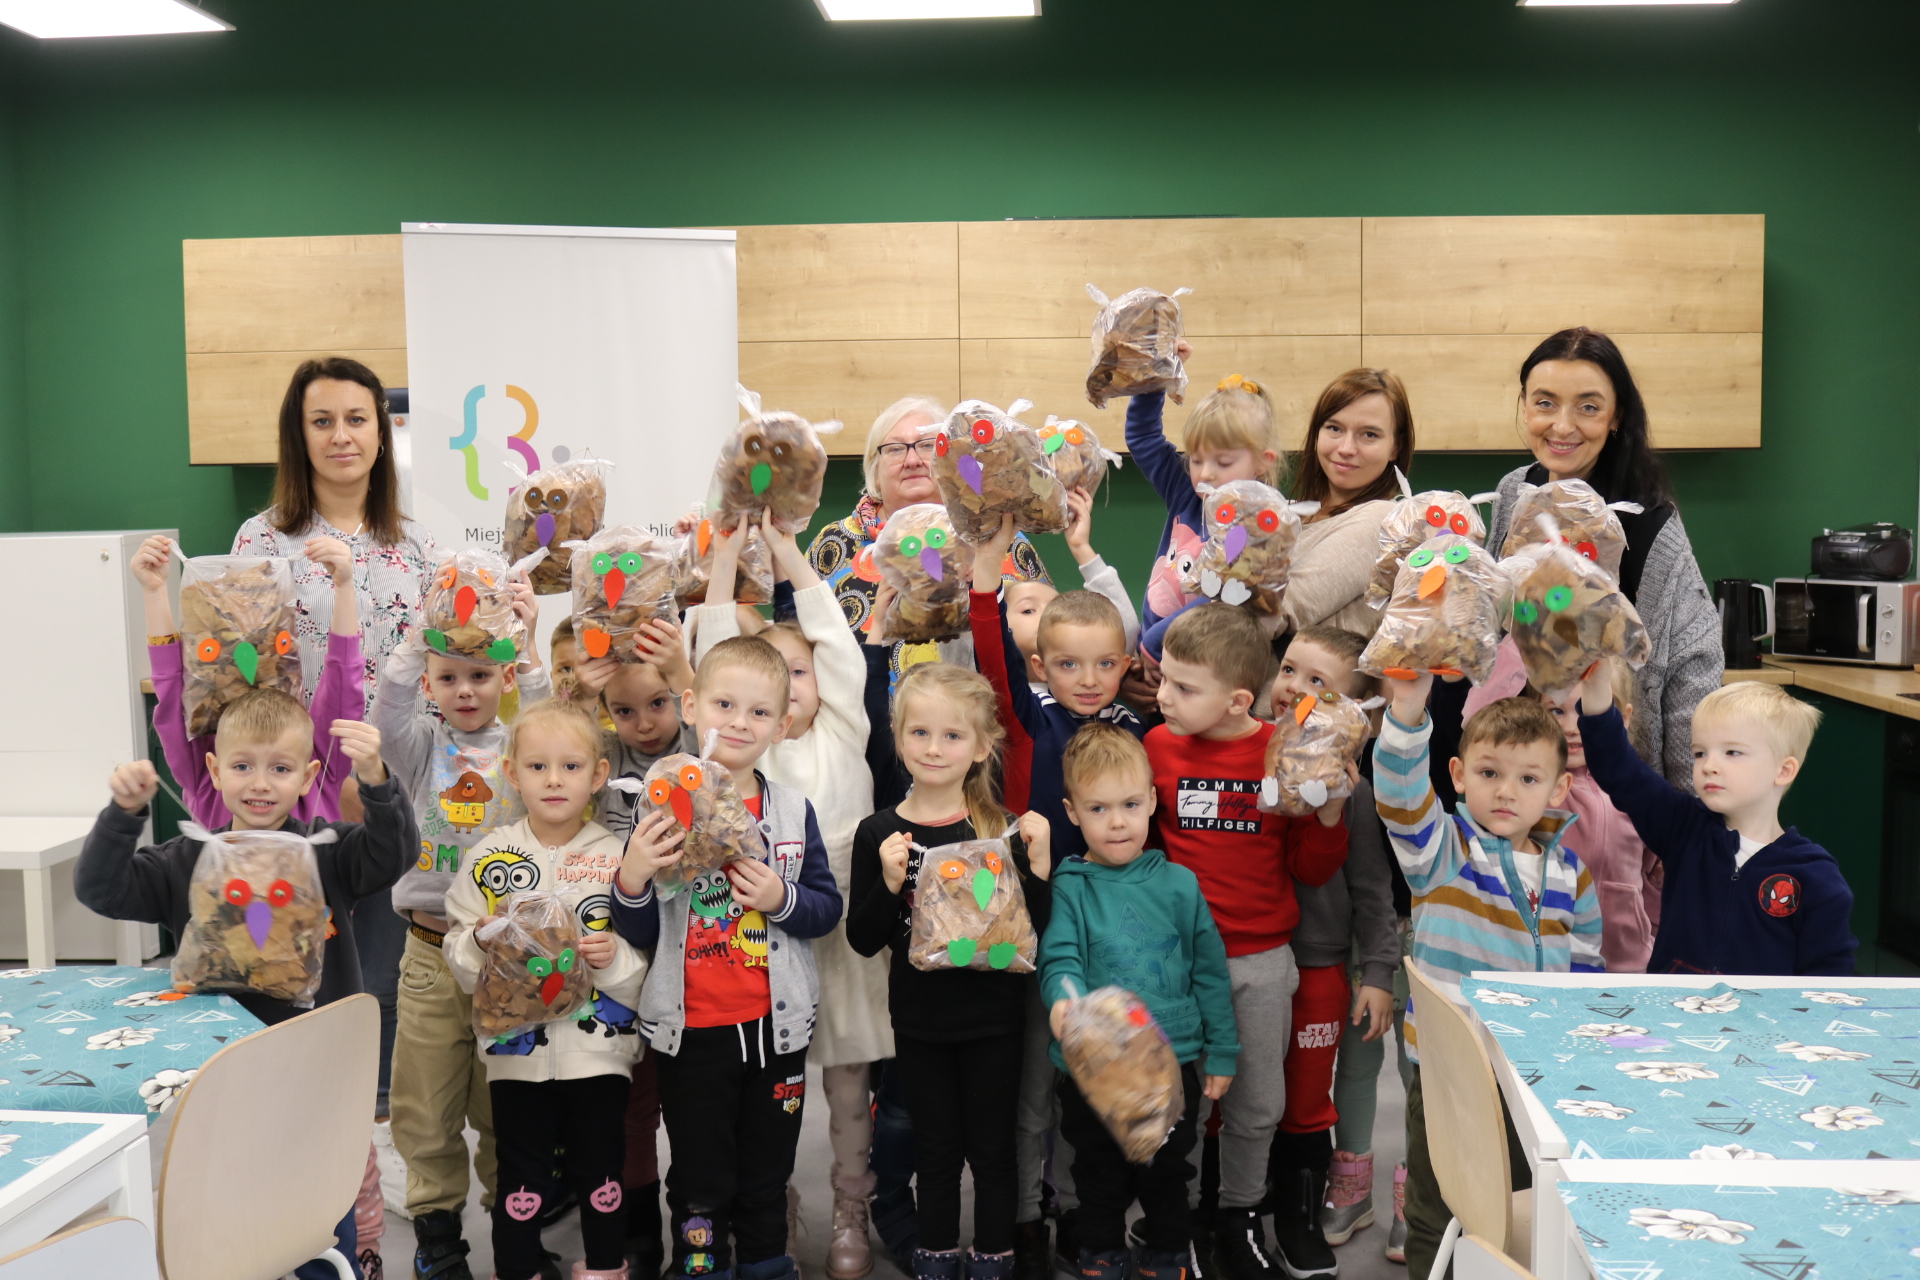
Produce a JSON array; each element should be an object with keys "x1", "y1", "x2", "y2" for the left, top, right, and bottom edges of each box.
[
  {"x1": 844, "y1": 663, "x2": 1052, "y2": 1280},
  {"x1": 1127, "y1": 355, "x2": 1283, "y2": 655}
]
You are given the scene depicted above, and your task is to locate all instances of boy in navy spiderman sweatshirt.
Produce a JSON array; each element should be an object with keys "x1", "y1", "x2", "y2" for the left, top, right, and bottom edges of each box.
[{"x1": 1576, "y1": 660, "x2": 1854, "y2": 976}]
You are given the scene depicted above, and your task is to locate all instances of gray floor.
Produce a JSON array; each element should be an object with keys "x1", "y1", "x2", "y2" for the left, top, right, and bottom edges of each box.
[{"x1": 373, "y1": 1033, "x2": 1410, "y2": 1280}]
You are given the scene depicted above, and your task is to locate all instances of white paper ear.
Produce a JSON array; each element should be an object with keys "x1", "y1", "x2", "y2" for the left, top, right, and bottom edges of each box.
[
  {"x1": 1393, "y1": 466, "x2": 1413, "y2": 501},
  {"x1": 1220, "y1": 580, "x2": 1252, "y2": 607},
  {"x1": 736, "y1": 383, "x2": 763, "y2": 419},
  {"x1": 502, "y1": 456, "x2": 529, "y2": 482},
  {"x1": 1607, "y1": 500, "x2": 1645, "y2": 515},
  {"x1": 1008, "y1": 398, "x2": 1033, "y2": 421},
  {"x1": 813, "y1": 419, "x2": 845, "y2": 437},
  {"x1": 307, "y1": 828, "x2": 339, "y2": 846},
  {"x1": 605, "y1": 777, "x2": 645, "y2": 795},
  {"x1": 1291, "y1": 501, "x2": 1322, "y2": 518},
  {"x1": 1085, "y1": 283, "x2": 1109, "y2": 307},
  {"x1": 1298, "y1": 779, "x2": 1329, "y2": 808},
  {"x1": 1260, "y1": 777, "x2": 1281, "y2": 809},
  {"x1": 1199, "y1": 569, "x2": 1224, "y2": 599},
  {"x1": 509, "y1": 547, "x2": 551, "y2": 578}
]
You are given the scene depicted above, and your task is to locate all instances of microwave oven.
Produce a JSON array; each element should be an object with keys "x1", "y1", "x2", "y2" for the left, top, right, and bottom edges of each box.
[{"x1": 1771, "y1": 578, "x2": 1920, "y2": 666}]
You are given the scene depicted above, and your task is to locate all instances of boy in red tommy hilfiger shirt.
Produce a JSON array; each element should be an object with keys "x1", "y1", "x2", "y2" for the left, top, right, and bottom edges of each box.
[{"x1": 1146, "y1": 604, "x2": 1348, "y2": 1280}]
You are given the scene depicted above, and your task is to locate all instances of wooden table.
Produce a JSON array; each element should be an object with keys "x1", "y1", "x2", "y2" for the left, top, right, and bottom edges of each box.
[
  {"x1": 0, "y1": 1111, "x2": 151, "y2": 1259},
  {"x1": 1756, "y1": 655, "x2": 1920, "y2": 721},
  {"x1": 1465, "y1": 971, "x2": 1920, "y2": 1279}
]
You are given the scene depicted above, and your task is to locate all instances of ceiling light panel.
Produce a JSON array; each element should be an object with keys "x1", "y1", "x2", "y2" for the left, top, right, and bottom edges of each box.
[
  {"x1": 815, "y1": 0, "x2": 1039, "y2": 20},
  {"x1": 0, "y1": 0, "x2": 230, "y2": 39}
]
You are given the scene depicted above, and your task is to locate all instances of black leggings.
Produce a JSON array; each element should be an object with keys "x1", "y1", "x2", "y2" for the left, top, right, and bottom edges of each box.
[
  {"x1": 1060, "y1": 1061, "x2": 1202, "y2": 1256},
  {"x1": 491, "y1": 1074, "x2": 630, "y2": 1279},
  {"x1": 895, "y1": 1030, "x2": 1025, "y2": 1254}
]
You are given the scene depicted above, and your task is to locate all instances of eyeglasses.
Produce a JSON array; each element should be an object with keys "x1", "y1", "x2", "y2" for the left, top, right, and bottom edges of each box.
[{"x1": 876, "y1": 439, "x2": 941, "y2": 462}]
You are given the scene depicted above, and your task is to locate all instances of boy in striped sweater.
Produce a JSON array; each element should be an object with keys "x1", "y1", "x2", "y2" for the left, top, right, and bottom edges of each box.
[{"x1": 1373, "y1": 672, "x2": 1602, "y2": 1280}]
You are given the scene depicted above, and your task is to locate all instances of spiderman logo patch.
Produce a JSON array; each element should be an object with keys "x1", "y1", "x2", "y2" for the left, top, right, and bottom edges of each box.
[{"x1": 1758, "y1": 872, "x2": 1800, "y2": 918}]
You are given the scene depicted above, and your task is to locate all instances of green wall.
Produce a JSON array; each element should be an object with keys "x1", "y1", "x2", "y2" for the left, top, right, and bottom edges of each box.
[{"x1": 0, "y1": 93, "x2": 24, "y2": 522}]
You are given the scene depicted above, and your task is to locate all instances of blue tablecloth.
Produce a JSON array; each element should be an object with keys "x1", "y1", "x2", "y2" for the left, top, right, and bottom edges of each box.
[
  {"x1": 0, "y1": 966, "x2": 265, "y2": 1121},
  {"x1": 1472, "y1": 979, "x2": 1920, "y2": 1160},
  {"x1": 1563, "y1": 1180, "x2": 1920, "y2": 1280},
  {"x1": 0, "y1": 1117, "x2": 107, "y2": 1191}
]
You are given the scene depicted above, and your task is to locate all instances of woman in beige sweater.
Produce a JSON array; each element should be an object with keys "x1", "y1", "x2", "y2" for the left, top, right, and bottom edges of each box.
[{"x1": 1282, "y1": 369, "x2": 1417, "y2": 637}]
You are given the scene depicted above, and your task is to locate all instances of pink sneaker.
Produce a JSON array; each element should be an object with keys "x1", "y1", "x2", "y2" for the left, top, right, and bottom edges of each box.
[
  {"x1": 1321, "y1": 1150, "x2": 1375, "y2": 1245},
  {"x1": 1385, "y1": 1163, "x2": 1407, "y2": 1264}
]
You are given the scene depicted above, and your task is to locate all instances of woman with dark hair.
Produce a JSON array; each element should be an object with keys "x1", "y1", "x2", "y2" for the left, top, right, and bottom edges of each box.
[
  {"x1": 1282, "y1": 368, "x2": 1417, "y2": 636},
  {"x1": 1485, "y1": 327, "x2": 1721, "y2": 783}
]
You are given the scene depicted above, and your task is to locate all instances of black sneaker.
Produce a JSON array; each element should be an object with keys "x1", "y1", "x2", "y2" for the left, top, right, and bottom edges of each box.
[
  {"x1": 1015, "y1": 1219, "x2": 1052, "y2": 1280},
  {"x1": 1074, "y1": 1250, "x2": 1128, "y2": 1280},
  {"x1": 1135, "y1": 1248, "x2": 1189, "y2": 1280},
  {"x1": 1269, "y1": 1166, "x2": 1337, "y2": 1279},
  {"x1": 1210, "y1": 1209, "x2": 1275, "y2": 1280},
  {"x1": 411, "y1": 1209, "x2": 473, "y2": 1280},
  {"x1": 1053, "y1": 1210, "x2": 1080, "y2": 1279}
]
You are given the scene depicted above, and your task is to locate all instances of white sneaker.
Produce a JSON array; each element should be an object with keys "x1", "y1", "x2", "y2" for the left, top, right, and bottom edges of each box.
[{"x1": 373, "y1": 1119, "x2": 412, "y2": 1221}]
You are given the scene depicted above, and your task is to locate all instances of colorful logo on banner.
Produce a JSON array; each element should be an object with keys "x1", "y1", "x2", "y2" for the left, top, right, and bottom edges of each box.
[{"x1": 449, "y1": 383, "x2": 540, "y2": 501}]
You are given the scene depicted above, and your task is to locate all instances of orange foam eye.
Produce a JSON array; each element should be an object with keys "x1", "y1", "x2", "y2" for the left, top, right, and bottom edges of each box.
[
  {"x1": 939, "y1": 860, "x2": 966, "y2": 880},
  {"x1": 196, "y1": 638, "x2": 221, "y2": 662},
  {"x1": 1449, "y1": 513, "x2": 1471, "y2": 535},
  {"x1": 1064, "y1": 427, "x2": 1086, "y2": 445},
  {"x1": 678, "y1": 763, "x2": 704, "y2": 790},
  {"x1": 983, "y1": 852, "x2": 1003, "y2": 874},
  {"x1": 1215, "y1": 503, "x2": 1237, "y2": 524},
  {"x1": 274, "y1": 630, "x2": 293, "y2": 655},
  {"x1": 267, "y1": 879, "x2": 295, "y2": 907},
  {"x1": 647, "y1": 778, "x2": 673, "y2": 805},
  {"x1": 223, "y1": 878, "x2": 252, "y2": 907},
  {"x1": 437, "y1": 565, "x2": 457, "y2": 589},
  {"x1": 478, "y1": 568, "x2": 495, "y2": 587},
  {"x1": 1256, "y1": 509, "x2": 1280, "y2": 532},
  {"x1": 1425, "y1": 505, "x2": 1447, "y2": 527},
  {"x1": 1127, "y1": 1006, "x2": 1151, "y2": 1027}
]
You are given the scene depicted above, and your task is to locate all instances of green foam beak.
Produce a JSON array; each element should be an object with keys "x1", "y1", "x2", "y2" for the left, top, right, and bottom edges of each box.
[
  {"x1": 973, "y1": 867, "x2": 995, "y2": 912},
  {"x1": 751, "y1": 462, "x2": 773, "y2": 494},
  {"x1": 233, "y1": 641, "x2": 259, "y2": 685}
]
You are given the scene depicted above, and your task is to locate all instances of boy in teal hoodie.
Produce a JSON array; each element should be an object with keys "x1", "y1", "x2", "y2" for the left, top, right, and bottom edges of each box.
[{"x1": 1041, "y1": 723, "x2": 1239, "y2": 1280}]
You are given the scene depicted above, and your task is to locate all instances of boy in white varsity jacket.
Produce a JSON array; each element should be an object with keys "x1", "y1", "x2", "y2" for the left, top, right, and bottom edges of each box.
[
  {"x1": 373, "y1": 569, "x2": 550, "y2": 1276},
  {"x1": 612, "y1": 633, "x2": 843, "y2": 1280},
  {"x1": 1373, "y1": 672, "x2": 1601, "y2": 1280}
]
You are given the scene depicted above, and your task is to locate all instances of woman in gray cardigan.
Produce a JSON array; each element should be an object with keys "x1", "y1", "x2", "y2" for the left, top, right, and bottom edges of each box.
[{"x1": 1486, "y1": 328, "x2": 1722, "y2": 786}]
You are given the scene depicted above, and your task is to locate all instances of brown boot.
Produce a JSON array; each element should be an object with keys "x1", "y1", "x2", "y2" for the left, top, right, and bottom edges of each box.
[{"x1": 827, "y1": 1170, "x2": 876, "y2": 1280}]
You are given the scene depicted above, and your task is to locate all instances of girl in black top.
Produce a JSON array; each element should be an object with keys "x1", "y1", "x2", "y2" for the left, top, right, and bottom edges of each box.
[{"x1": 848, "y1": 662, "x2": 1051, "y2": 1280}]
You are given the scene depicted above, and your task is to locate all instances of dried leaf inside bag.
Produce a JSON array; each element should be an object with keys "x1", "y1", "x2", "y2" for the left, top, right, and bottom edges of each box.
[
  {"x1": 1500, "y1": 479, "x2": 1630, "y2": 579},
  {"x1": 1263, "y1": 691, "x2": 1374, "y2": 818},
  {"x1": 908, "y1": 839, "x2": 1038, "y2": 973},
  {"x1": 872, "y1": 504, "x2": 973, "y2": 644},
  {"x1": 1059, "y1": 986, "x2": 1185, "y2": 1163},
  {"x1": 710, "y1": 407, "x2": 832, "y2": 536},
  {"x1": 421, "y1": 548, "x2": 525, "y2": 664},
  {"x1": 1037, "y1": 417, "x2": 1120, "y2": 501},
  {"x1": 569, "y1": 527, "x2": 677, "y2": 663},
  {"x1": 1180, "y1": 480, "x2": 1301, "y2": 623},
  {"x1": 505, "y1": 458, "x2": 611, "y2": 594},
  {"x1": 930, "y1": 401, "x2": 1069, "y2": 543},
  {"x1": 1367, "y1": 491, "x2": 1488, "y2": 610},
  {"x1": 1502, "y1": 542, "x2": 1653, "y2": 696},
  {"x1": 178, "y1": 556, "x2": 305, "y2": 738},
  {"x1": 672, "y1": 517, "x2": 774, "y2": 609},
  {"x1": 639, "y1": 753, "x2": 764, "y2": 896},
  {"x1": 173, "y1": 826, "x2": 327, "y2": 1006},
  {"x1": 1086, "y1": 285, "x2": 1190, "y2": 410},
  {"x1": 471, "y1": 892, "x2": 591, "y2": 1042},
  {"x1": 1358, "y1": 534, "x2": 1507, "y2": 685}
]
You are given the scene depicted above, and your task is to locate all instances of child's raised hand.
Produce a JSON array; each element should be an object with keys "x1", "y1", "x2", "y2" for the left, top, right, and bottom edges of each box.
[
  {"x1": 866, "y1": 583, "x2": 898, "y2": 648},
  {"x1": 1578, "y1": 656, "x2": 1614, "y2": 718},
  {"x1": 1063, "y1": 488, "x2": 1095, "y2": 563},
  {"x1": 972, "y1": 514, "x2": 1018, "y2": 592},
  {"x1": 108, "y1": 761, "x2": 160, "y2": 813},
  {"x1": 1351, "y1": 984, "x2": 1393, "y2": 1043},
  {"x1": 131, "y1": 535, "x2": 174, "y2": 593},
  {"x1": 577, "y1": 931, "x2": 618, "y2": 971},
  {"x1": 507, "y1": 578, "x2": 539, "y2": 629},
  {"x1": 726, "y1": 856, "x2": 788, "y2": 914},
  {"x1": 1120, "y1": 650, "x2": 1162, "y2": 710},
  {"x1": 304, "y1": 536, "x2": 354, "y2": 588},
  {"x1": 1382, "y1": 670, "x2": 1433, "y2": 728},
  {"x1": 671, "y1": 511, "x2": 701, "y2": 537},
  {"x1": 635, "y1": 619, "x2": 693, "y2": 693},
  {"x1": 575, "y1": 654, "x2": 621, "y2": 697},
  {"x1": 1203, "y1": 1074, "x2": 1232, "y2": 1101},
  {"x1": 618, "y1": 810, "x2": 685, "y2": 895},
  {"x1": 330, "y1": 721, "x2": 387, "y2": 785},
  {"x1": 1175, "y1": 339, "x2": 1194, "y2": 363},
  {"x1": 878, "y1": 831, "x2": 913, "y2": 894},
  {"x1": 1019, "y1": 810, "x2": 1052, "y2": 881}
]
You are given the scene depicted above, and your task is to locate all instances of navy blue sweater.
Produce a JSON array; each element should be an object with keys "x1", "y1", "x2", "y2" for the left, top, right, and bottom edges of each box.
[{"x1": 1578, "y1": 705, "x2": 1855, "y2": 977}]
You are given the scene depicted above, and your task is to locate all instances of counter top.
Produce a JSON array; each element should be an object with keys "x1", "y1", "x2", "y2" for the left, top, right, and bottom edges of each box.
[{"x1": 1759, "y1": 655, "x2": 1920, "y2": 720}]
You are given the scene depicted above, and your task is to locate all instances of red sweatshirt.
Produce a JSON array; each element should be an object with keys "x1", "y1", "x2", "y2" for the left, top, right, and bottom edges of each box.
[{"x1": 1145, "y1": 722, "x2": 1349, "y2": 957}]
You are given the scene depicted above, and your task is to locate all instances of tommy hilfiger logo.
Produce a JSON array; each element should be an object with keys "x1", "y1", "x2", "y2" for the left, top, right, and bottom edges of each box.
[{"x1": 1175, "y1": 778, "x2": 1263, "y2": 833}]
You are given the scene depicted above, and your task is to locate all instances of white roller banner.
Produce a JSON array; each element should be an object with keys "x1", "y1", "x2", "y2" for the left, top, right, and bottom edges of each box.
[{"x1": 401, "y1": 221, "x2": 737, "y2": 632}]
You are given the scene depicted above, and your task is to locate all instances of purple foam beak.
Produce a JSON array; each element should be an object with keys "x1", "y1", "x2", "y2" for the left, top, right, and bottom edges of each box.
[
  {"x1": 958, "y1": 455, "x2": 983, "y2": 495},
  {"x1": 245, "y1": 900, "x2": 272, "y2": 950},
  {"x1": 535, "y1": 511, "x2": 556, "y2": 547},
  {"x1": 1224, "y1": 524, "x2": 1248, "y2": 564},
  {"x1": 921, "y1": 547, "x2": 944, "y2": 581}
]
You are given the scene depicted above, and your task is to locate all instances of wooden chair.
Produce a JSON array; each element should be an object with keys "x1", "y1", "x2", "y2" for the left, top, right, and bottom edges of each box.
[
  {"x1": 1404, "y1": 960, "x2": 1531, "y2": 1280},
  {"x1": 1455, "y1": 1233, "x2": 1538, "y2": 1280},
  {"x1": 0, "y1": 1216, "x2": 161, "y2": 1279},
  {"x1": 155, "y1": 994, "x2": 379, "y2": 1280}
]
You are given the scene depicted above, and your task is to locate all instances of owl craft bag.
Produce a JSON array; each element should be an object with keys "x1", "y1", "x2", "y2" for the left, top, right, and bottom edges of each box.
[
  {"x1": 172, "y1": 823, "x2": 331, "y2": 1006},
  {"x1": 1358, "y1": 532, "x2": 1509, "y2": 686},
  {"x1": 1180, "y1": 480, "x2": 1316, "y2": 626},
  {"x1": 1085, "y1": 283, "x2": 1192, "y2": 410},
  {"x1": 177, "y1": 553, "x2": 305, "y2": 738},
  {"x1": 1260, "y1": 691, "x2": 1385, "y2": 818},
  {"x1": 671, "y1": 505, "x2": 774, "y2": 609},
  {"x1": 471, "y1": 891, "x2": 592, "y2": 1042},
  {"x1": 1500, "y1": 515, "x2": 1653, "y2": 697},
  {"x1": 710, "y1": 384, "x2": 841, "y2": 536},
  {"x1": 1498, "y1": 477, "x2": 1642, "y2": 579},
  {"x1": 871, "y1": 503, "x2": 972, "y2": 644},
  {"x1": 907, "y1": 838, "x2": 1039, "y2": 974},
  {"x1": 566, "y1": 527, "x2": 677, "y2": 663},
  {"x1": 503, "y1": 455, "x2": 614, "y2": 594},
  {"x1": 1057, "y1": 982, "x2": 1185, "y2": 1163},
  {"x1": 928, "y1": 399, "x2": 1070, "y2": 544},
  {"x1": 1037, "y1": 416, "x2": 1123, "y2": 501},
  {"x1": 419, "y1": 546, "x2": 548, "y2": 664},
  {"x1": 607, "y1": 734, "x2": 765, "y2": 900},
  {"x1": 1366, "y1": 467, "x2": 1498, "y2": 610}
]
